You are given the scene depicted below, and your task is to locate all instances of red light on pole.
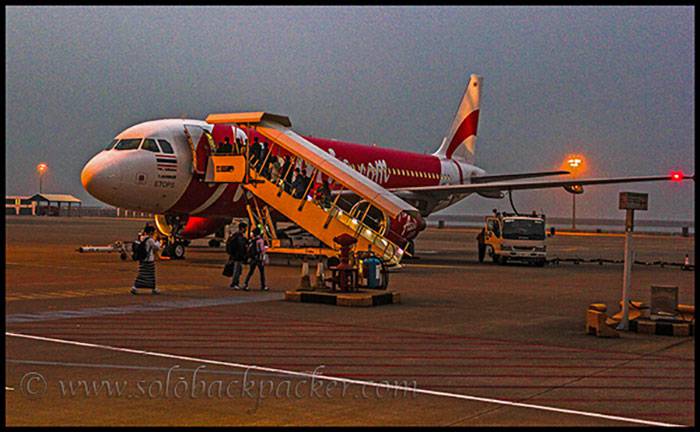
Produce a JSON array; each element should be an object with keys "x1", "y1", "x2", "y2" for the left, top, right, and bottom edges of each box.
[{"x1": 670, "y1": 171, "x2": 683, "y2": 182}]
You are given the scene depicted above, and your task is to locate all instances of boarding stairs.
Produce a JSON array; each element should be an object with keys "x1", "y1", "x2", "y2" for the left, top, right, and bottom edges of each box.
[{"x1": 200, "y1": 112, "x2": 423, "y2": 266}]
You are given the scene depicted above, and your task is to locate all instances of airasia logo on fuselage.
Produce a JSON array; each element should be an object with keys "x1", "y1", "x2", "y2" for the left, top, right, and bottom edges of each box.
[{"x1": 327, "y1": 148, "x2": 389, "y2": 184}]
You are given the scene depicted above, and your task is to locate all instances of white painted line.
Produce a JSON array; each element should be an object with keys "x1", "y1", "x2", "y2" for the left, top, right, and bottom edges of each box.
[
  {"x1": 6, "y1": 331, "x2": 684, "y2": 427},
  {"x1": 6, "y1": 387, "x2": 15, "y2": 391}
]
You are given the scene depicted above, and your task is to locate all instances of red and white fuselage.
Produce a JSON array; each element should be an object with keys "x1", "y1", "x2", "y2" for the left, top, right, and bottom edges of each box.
[
  {"x1": 81, "y1": 76, "x2": 485, "y2": 226},
  {"x1": 81, "y1": 120, "x2": 483, "y2": 217}
]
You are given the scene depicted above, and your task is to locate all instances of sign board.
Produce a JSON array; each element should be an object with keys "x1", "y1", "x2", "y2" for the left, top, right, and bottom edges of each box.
[
  {"x1": 650, "y1": 285, "x2": 679, "y2": 321},
  {"x1": 619, "y1": 192, "x2": 648, "y2": 211}
]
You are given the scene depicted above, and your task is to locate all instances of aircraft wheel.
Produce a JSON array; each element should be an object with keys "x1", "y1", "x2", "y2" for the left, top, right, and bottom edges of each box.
[
  {"x1": 171, "y1": 242, "x2": 186, "y2": 259},
  {"x1": 492, "y1": 253, "x2": 500, "y2": 264}
]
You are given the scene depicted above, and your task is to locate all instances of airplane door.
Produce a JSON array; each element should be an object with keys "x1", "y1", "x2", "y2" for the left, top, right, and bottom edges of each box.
[{"x1": 184, "y1": 124, "x2": 215, "y2": 174}]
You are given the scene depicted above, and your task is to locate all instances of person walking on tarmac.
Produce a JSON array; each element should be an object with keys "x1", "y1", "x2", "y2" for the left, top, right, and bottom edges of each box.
[
  {"x1": 242, "y1": 227, "x2": 269, "y2": 291},
  {"x1": 225, "y1": 222, "x2": 248, "y2": 290},
  {"x1": 131, "y1": 225, "x2": 161, "y2": 295}
]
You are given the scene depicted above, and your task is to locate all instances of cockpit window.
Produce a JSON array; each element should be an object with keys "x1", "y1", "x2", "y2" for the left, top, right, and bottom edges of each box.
[
  {"x1": 105, "y1": 139, "x2": 119, "y2": 151},
  {"x1": 114, "y1": 138, "x2": 143, "y2": 150},
  {"x1": 157, "y1": 139, "x2": 174, "y2": 154},
  {"x1": 141, "y1": 139, "x2": 160, "y2": 153}
]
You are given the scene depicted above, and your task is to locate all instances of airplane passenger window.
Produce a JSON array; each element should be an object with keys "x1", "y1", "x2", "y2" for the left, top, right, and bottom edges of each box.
[
  {"x1": 157, "y1": 139, "x2": 174, "y2": 154},
  {"x1": 141, "y1": 139, "x2": 160, "y2": 153},
  {"x1": 114, "y1": 138, "x2": 143, "y2": 150},
  {"x1": 104, "y1": 139, "x2": 119, "y2": 151}
]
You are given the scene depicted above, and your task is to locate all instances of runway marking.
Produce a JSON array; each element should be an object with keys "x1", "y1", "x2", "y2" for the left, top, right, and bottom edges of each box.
[
  {"x1": 554, "y1": 231, "x2": 686, "y2": 239},
  {"x1": 405, "y1": 263, "x2": 468, "y2": 270},
  {"x1": 6, "y1": 331, "x2": 685, "y2": 427},
  {"x1": 5, "y1": 284, "x2": 220, "y2": 302},
  {"x1": 6, "y1": 292, "x2": 283, "y2": 323}
]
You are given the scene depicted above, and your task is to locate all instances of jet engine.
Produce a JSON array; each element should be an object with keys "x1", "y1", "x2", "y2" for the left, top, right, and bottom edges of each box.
[{"x1": 563, "y1": 184, "x2": 584, "y2": 194}]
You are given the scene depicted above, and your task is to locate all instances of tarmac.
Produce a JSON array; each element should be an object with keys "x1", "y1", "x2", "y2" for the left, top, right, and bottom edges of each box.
[{"x1": 5, "y1": 216, "x2": 695, "y2": 426}]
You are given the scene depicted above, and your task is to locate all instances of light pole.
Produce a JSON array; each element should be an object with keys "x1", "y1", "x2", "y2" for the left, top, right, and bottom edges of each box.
[
  {"x1": 37, "y1": 163, "x2": 48, "y2": 194},
  {"x1": 567, "y1": 156, "x2": 582, "y2": 230}
]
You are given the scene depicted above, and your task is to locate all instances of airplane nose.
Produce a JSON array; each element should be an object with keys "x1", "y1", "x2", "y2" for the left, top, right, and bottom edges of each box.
[{"x1": 81, "y1": 154, "x2": 123, "y2": 203}]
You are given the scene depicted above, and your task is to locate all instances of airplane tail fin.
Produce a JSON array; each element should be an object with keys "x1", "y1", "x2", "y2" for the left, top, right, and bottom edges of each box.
[{"x1": 433, "y1": 74, "x2": 481, "y2": 163}]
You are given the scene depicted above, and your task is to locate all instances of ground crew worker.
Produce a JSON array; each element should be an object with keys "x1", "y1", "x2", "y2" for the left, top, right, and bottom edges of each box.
[
  {"x1": 225, "y1": 222, "x2": 248, "y2": 289},
  {"x1": 131, "y1": 225, "x2": 161, "y2": 295},
  {"x1": 476, "y1": 228, "x2": 486, "y2": 263},
  {"x1": 242, "y1": 227, "x2": 269, "y2": 291}
]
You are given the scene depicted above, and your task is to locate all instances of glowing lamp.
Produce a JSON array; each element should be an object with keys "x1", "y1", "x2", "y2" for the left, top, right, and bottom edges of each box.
[
  {"x1": 670, "y1": 171, "x2": 684, "y2": 182},
  {"x1": 568, "y1": 158, "x2": 580, "y2": 168}
]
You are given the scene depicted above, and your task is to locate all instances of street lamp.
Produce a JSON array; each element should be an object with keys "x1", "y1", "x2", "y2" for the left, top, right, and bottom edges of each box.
[
  {"x1": 37, "y1": 163, "x2": 48, "y2": 194},
  {"x1": 566, "y1": 155, "x2": 583, "y2": 230}
]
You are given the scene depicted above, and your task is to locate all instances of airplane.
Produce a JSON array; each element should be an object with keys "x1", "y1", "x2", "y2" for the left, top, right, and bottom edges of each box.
[{"x1": 81, "y1": 74, "x2": 693, "y2": 259}]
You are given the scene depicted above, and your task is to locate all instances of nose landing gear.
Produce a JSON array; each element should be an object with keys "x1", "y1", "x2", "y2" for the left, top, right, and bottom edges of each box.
[
  {"x1": 163, "y1": 239, "x2": 187, "y2": 259},
  {"x1": 155, "y1": 214, "x2": 189, "y2": 260}
]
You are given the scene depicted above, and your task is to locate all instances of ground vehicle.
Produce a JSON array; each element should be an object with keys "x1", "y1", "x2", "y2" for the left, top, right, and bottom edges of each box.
[{"x1": 477, "y1": 211, "x2": 547, "y2": 266}]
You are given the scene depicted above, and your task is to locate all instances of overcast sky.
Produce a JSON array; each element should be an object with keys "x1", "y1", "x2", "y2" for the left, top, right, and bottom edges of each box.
[{"x1": 5, "y1": 6, "x2": 695, "y2": 220}]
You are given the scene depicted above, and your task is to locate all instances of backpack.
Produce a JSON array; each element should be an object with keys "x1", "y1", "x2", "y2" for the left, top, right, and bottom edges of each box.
[
  {"x1": 132, "y1": 238, "x2": 149, "y2": 261},
  {"x1": 227, "y1": 232, "x2": 247, "y2": 260}
]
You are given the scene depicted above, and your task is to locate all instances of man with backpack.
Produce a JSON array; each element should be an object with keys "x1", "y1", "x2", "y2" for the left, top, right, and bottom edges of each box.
[
  {"x1": 225, "y1": 222, "x2": 248, "y2": 290},
  {"x1": 131, "y1": 225, "x2": 161, "y2": 295},
  {"x1": 242, "y1": 227, "x2": 269, "y2": 291}
]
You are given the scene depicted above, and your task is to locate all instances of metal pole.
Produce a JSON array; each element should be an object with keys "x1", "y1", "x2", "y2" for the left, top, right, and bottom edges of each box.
[
  {"x1": 39, "y1": 174, "x2": 43, "y2": 194},
  {"x1": 246, "y1": 123, "x2": 251, "y2": 184},
  {"x1": 572, "y1": 194, "x2": 576, "y2": 230},
  {"x1": 617, "y1": 209, "x2": 634, "y2": 330}
]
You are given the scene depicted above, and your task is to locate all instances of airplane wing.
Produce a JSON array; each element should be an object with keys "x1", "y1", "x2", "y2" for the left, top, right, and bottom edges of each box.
[
  {"x1": 389, "y1": 173, "x2": 695, "y2": 201},
  {"x1": 469, "y1": 170, "x2": 570, "y2": 183}
]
